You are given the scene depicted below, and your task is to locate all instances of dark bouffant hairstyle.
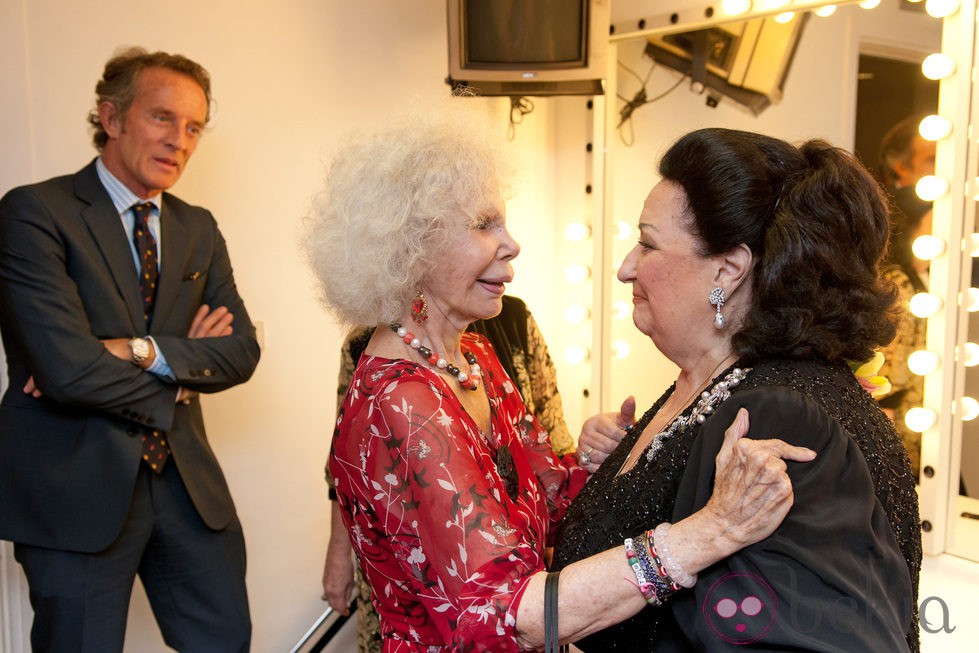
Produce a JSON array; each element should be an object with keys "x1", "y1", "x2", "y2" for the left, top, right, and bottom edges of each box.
[
  {"x1": 87, "y1": 47, "x2": 212, "y2": 151},
  {"x1": 659, "y1": 128, "x2": 899, "y2": 364}
]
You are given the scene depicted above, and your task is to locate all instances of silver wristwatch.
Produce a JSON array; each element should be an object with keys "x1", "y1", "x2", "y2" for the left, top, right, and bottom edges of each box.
[{"x1": 129, "y1": 337, "x2": 151, "y2": 368}]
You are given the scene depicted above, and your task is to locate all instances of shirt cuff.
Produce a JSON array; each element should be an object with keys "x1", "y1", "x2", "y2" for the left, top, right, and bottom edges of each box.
[{"x1": 145, "y1": 337, "x2": 175, "y2": 381}]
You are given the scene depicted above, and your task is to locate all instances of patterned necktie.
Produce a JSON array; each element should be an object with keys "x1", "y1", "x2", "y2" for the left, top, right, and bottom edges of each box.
[
  {"x1": 131, "y1": 202, "x2": 169, "y2": 473},
  {"x1": 141, "y1": 428, "x2": 170, "y2": 474},
  {"x1": 132, "y1": 202, "x2": 159, "y2": 324}
]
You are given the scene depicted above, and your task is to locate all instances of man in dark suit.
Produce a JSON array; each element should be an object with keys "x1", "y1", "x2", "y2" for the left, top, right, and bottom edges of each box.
[{"x1": 0, "y1": 47, "x2": 260, "y2": 651}]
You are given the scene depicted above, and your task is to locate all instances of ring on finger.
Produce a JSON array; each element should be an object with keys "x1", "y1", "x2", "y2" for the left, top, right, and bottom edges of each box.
[{"x1": 578, "y1": 450, "x2": 592, "y2": 466}]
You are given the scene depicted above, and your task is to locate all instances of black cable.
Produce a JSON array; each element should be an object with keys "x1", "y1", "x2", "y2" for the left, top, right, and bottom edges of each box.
[
  {"x1": 616, "y1": 66, "x2": 687, "y2": 145},
  {"x1": 508, "y1": 96, "x2": 534, "y2": 140}
]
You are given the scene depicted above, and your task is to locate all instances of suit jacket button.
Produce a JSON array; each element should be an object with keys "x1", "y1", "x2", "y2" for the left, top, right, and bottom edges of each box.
[
  {"x1": 203, "y1": 369, "x2": 213, "y2": 377},
  {"x1": 146, "y1": 417, "x2": 155, "y2": 425},
  {"x1": 190, "y1": 370, "x2": 199, "y2": 377}
]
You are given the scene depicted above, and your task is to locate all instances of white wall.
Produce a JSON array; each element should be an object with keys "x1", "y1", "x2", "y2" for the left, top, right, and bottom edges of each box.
[{"x1": 0, "y1": 1, "x2": 569, "y2": 651}]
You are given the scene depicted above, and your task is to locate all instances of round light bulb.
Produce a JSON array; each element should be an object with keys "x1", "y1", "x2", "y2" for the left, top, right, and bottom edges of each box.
[
  {"x1": 908, "y1": 292, "x2": 943, "y2": 318},
  {"x1": 721, "y1": 0, "x2": 752, "y2": 16},
  {"x1": 563, "y1": 305, "x2": 590, "y2": 324},
  {"x1": 564, "y1": 264, "x2": 591, "y2": 284},
  {"x1": 565, "y1": 223, "x2": 591, "y2": 242},
  {"x1": 814, "y1": 5, "x2": 837, "y2": 17},
  {"x1": 612, "y1": 340, "x2": 631, "y2": 359},
  {"x1": 907, "y1": 350, "x2": 940, "y2": 376},
  {"x1": 962, "y1": 342, "x2": 979, "y2": 367},
  {"x1": 921, "y1": 53, "x2": 956, "y2": 80},
  {"x1": 612, "y1": 300, "x2": 631, "y2": 320},
  {"x1": 774, "y1": 11, "x2": 795, "y2": 23},
  {"x1": 960, "y1": 396, "x2": 979, "y2": 421},
  {"x1": 614, "y1": 222, "x2": 633, "y2": 241},
  {"x1": 915, "y1": 175, "x2": 950, "y2": 201},
  {"x1": 911, "y1": 234, "x2": 946, "y2": 261},
  {"x1": 564, "y1": 345, "x2": 590, "y2": 365},
  {"x1": 965, "y1": 288, "x2": 979, "y2": 312},
  {"x1": 926, "y1": 0, "x2": 961, "y2": 18},
  {"x1": 859, "y1": 0, "x2": 881, "y2": 8},
  {"x1": 918, "y1": 115, "x2": 952, "y2": 141},
  {"x1": 904, "y1": 407, "x2": 938, "y2": 433}
]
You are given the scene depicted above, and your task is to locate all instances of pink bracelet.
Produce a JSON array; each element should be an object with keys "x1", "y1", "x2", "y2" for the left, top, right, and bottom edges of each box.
[{"x1": 654, "y1": 523, "x2": 697, "y2": 588}]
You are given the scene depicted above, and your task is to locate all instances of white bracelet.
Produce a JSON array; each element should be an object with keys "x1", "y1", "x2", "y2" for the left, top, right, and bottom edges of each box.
[{"x1": 654, "y1": 522, "x2": 697, "y2": 588}]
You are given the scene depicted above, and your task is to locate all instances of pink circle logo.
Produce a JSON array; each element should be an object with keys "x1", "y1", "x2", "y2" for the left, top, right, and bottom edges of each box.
[{"x1": 702, "y1": 571, "x2": 778, "y2": 644}]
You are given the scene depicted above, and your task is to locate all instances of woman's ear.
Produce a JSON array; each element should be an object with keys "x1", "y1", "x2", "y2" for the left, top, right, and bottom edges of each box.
[{"x1": 713, "y1": 243, "x2": 753, "y2": 292}]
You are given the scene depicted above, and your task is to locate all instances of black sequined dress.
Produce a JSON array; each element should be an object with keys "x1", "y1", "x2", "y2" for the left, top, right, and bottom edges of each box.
[{"x1": 552, "y1": 357, "x2": 921, "y2": 652}]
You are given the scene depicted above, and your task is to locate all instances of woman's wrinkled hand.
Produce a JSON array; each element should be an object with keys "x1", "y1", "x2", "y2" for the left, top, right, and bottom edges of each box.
[
  {"x1": 576, "y1": 396, "x2": 636, "y2": 472},
  {"x1": 703, "y1": 407, "x2": 816, "y2": 550}
]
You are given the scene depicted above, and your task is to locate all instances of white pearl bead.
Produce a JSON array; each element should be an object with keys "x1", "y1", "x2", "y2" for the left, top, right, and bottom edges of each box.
[{"x1": 436, "y1": 358, "x2": 448, "y2": 369}]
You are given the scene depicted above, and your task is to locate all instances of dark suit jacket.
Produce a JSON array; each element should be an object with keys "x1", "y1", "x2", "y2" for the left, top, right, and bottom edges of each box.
[{"x1": 0, "y1": 160, "x2": 261, "y2": 553}]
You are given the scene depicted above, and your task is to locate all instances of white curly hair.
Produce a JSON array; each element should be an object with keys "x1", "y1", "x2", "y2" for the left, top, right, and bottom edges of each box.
[{"x1": 304, "y1": 100, "x2": 514, "y2": 326}]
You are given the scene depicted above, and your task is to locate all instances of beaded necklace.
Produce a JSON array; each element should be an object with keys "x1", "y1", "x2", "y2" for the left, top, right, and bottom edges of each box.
[
  {"x1": 390, "y1": 323, "x2": 482, "y2": 391},
  {"x1": 643, "y1": 366, "x2": 752, "y2": 463}
]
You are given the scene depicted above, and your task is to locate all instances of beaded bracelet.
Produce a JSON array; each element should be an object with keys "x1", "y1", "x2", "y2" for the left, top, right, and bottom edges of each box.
[
  {"x1": 641, "y1": 530, "x2": 681, "y2": 592},
  {"x1": 623, "y1": 537, "x2": 659, "y2": 605},
  {"x1": 653, "y1": 522, "x2": 698, "y2": 588},
  {"x1": 635, "y1": 531, "x2": 678, "y2": 603}
]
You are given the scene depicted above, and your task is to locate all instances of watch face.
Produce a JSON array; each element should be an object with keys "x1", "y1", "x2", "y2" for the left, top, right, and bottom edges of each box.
[{"x1": 132, "y1": 338, "x2": 149, "y2": 360}]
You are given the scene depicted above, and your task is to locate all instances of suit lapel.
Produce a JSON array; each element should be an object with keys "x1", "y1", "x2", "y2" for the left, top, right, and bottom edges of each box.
[
  {"x1": 75, "y1": 162, "x2": 144, "y2": 331},
  {"x1": 151, "y1": 200, "x2": 190, "y2": 333}
]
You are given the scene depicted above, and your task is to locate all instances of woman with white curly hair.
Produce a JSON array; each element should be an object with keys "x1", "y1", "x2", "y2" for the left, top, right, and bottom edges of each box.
[{"x1": 305, "y1": 105, "x2": 814, "y2": 652}]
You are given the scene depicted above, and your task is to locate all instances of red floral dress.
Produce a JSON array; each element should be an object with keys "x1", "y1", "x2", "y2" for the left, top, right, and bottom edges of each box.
[{"x1": 330, "y1": 332, "x2": 587, "y2": 652}]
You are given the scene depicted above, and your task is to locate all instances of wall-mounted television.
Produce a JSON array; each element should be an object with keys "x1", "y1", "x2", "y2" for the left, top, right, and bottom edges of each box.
[
  {"x1": 446, "y1": 0, "x2": 609, "y2": 97},
  {"x1": 644, "y1": 13, "x2": 809, "y2": 115}
]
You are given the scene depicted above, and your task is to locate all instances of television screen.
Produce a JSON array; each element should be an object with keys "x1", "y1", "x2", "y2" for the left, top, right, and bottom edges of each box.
[
  {"x1": 464, "y1": 0, "x2": 585, "y2": 68},
  {"x1": 446, "y1": 0, "x2": 609, "y2": 97}
]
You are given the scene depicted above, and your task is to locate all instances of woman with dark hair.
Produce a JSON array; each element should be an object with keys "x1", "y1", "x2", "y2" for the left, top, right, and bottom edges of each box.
[{"x1": 553, "y1": 128, "x2": 921, "y2": 651}]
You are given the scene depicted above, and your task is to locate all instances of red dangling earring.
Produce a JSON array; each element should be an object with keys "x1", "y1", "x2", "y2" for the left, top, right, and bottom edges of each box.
[{"x1": 411, "y1": 290, "x2": 429, "y2": 324}]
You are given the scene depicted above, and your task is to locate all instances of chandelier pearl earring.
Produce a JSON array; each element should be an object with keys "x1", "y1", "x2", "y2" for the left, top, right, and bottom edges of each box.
[{"x1": 708, "y1": 287, "x2": 726, "y2": 329}]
